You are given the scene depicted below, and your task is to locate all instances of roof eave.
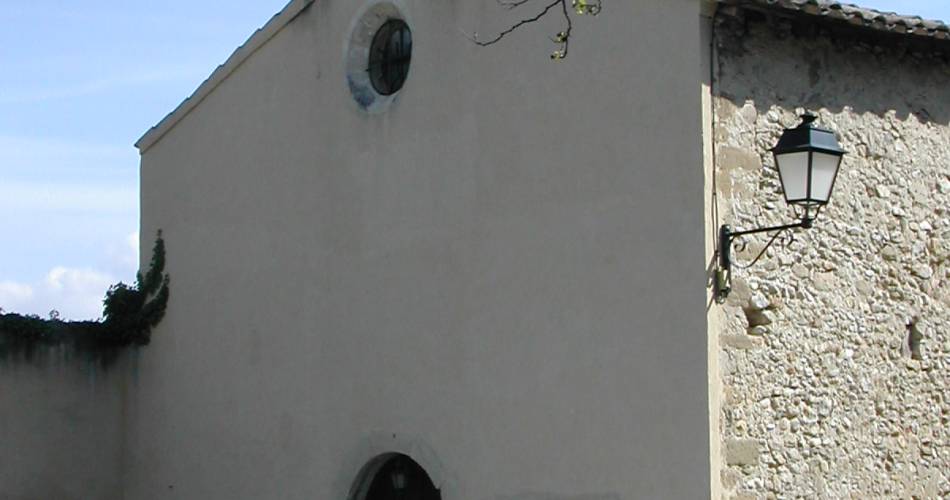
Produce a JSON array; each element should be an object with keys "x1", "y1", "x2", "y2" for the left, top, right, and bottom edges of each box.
[
  {"x1": 716, "y1": 0, "x2": 950, "y2": 48},
  {"x1": 135, "y1": 0, "x2": 315, "y2": 154}
]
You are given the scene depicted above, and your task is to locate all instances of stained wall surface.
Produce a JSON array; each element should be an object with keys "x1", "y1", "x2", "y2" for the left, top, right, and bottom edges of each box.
[
  {"x1": 134, "y1": 0, "x2": 713, "y2": 498},
  {"x1": 0, "y1": 354, "x2": 126, "y2": 500},
  {"x1": 713, "y1": 15, "x2": 950, "y2": 499}
]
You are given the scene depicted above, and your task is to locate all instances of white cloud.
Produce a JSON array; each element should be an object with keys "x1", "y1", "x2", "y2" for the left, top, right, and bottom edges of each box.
[
  {"x1": 0, "y1": 229, "x2": 149, "y2": 320},
  {"x1": 45, "y1": 267, "x2": 112, "y2": 292},
  {"x1": 0, "y1": 281, "x2": 34, "y2": 311},
  {"x1": 107, "y1": 230, "x2": 141, "y2": 273},
  {"x1": 128, "y1": 231, "x2": 140, "y2": 261},
  {"x1": 0, "y1": 267, "x2": 115, "y2": 320}
]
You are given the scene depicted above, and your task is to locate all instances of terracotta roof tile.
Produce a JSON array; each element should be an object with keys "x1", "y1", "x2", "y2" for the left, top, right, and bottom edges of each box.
[{"x1": 719, "y1": 0, "x2": 950, "y2": 42}]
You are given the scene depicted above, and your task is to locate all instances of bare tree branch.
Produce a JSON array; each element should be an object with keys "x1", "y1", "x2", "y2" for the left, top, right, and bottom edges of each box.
[
  {"x1": 497, "y1": 0, "x2": 535, "y2": 10},
  {"x1": 472, "y1": 0, "x2": 563, "y2": 47},
  {"x1": 469, "y1": 0, "x2": 602, "y2": 60}
]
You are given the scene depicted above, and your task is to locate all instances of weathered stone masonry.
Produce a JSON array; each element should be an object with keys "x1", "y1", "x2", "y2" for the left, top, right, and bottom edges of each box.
[{"x1": 714, "y1": 12, "x2": 950, "y2": 499}]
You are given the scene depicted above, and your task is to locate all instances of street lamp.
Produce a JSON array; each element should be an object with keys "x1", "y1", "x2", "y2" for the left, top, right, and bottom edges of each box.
[{"x1": 716, "y1": 113, "x2": 846, "y2": 303}]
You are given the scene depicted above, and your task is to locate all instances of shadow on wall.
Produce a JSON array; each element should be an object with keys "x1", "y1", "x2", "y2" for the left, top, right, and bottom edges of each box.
[{"x1": 714, "y1": 14, "x2": 950, "y2": 125}]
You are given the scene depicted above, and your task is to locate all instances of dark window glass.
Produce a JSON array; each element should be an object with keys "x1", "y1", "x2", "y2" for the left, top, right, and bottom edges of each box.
[{"x1": 368, "y1": 19, "x2": 412, "y2": 96}]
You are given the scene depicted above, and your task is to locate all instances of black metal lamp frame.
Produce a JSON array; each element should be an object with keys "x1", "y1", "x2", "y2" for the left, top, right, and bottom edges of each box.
[
  {"x1": 715, "y1": 113, "x2": 846, "y2": 304},
  {"x1": 716, "y1": 215, "x2": 814, "y2": 303}
]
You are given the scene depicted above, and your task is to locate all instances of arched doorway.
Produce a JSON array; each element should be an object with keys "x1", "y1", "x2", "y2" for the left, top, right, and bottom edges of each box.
[{"x1": 349, "y1": 453, "x2": 441, "y2": 500}]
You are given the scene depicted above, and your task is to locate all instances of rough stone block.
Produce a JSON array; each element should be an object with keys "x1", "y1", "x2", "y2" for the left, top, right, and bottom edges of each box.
[
  {"x1": 722, "y1": 334, "x2": 764, "y2": 350},
  {"x1": 719, "y1": 146, "x2": 762, "y2": 173},
  {"x1": 746, "y1": 326, "x2": 769, "y2": 336},
  {"x1": 725, "y1": 438, "x2": 760, "y2": 466},
  {"x1": 912, "y1": 264, "x2": 933, "y2": 279},
  {"x1": 721, "y1": 468, "x2": 742, "y2": 490}
]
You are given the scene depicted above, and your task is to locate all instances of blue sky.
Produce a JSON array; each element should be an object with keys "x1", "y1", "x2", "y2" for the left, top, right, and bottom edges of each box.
[
  {"x1": 857, "y1": 0, "x2": 949, "y2": 19},
  {"x1": 1, "y1": 1, "x2": 288, "y2": 318},
  {"x1": 1, "y1": 1, "x2": 948, "y2": 319}
]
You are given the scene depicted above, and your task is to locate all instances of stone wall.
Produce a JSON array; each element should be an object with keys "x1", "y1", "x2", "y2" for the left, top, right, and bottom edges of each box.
[{"x1": 714, "y1": 15, "x2": 950, "y2": 499}]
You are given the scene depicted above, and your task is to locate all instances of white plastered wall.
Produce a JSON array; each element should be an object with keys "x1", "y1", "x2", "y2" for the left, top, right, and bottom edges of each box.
[{"x1": 132, "y1": 0, "x2": 712, "y2": 498}]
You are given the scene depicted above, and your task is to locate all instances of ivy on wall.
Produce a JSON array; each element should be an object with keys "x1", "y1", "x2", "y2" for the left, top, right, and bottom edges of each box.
[{"x1": 0, "y1": 231, "x2": 170, "y2": 366}]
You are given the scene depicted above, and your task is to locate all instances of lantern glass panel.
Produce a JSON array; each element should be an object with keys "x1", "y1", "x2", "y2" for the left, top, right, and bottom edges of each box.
[
  {"x1": 776, "y1": 151, "x2": 809, "y2": 202},
  {"x1": 810, "y1": 152, "x2": 841, "y2": 203}
]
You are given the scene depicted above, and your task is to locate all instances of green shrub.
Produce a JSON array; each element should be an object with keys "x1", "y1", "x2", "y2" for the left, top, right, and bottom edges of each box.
[{"x1": 0, "y1": 231, "x2": 170, "y2": 366}]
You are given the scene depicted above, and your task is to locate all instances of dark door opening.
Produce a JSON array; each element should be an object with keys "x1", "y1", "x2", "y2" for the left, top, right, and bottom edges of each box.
[{"x1": 354, "y1": 453, "x2": 441, "y2": 500}]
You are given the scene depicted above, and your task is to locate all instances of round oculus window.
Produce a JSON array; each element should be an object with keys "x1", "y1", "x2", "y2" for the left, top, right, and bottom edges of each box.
[{"x1": 367, "y1": 19, "x2": 412, "y2": 96}]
